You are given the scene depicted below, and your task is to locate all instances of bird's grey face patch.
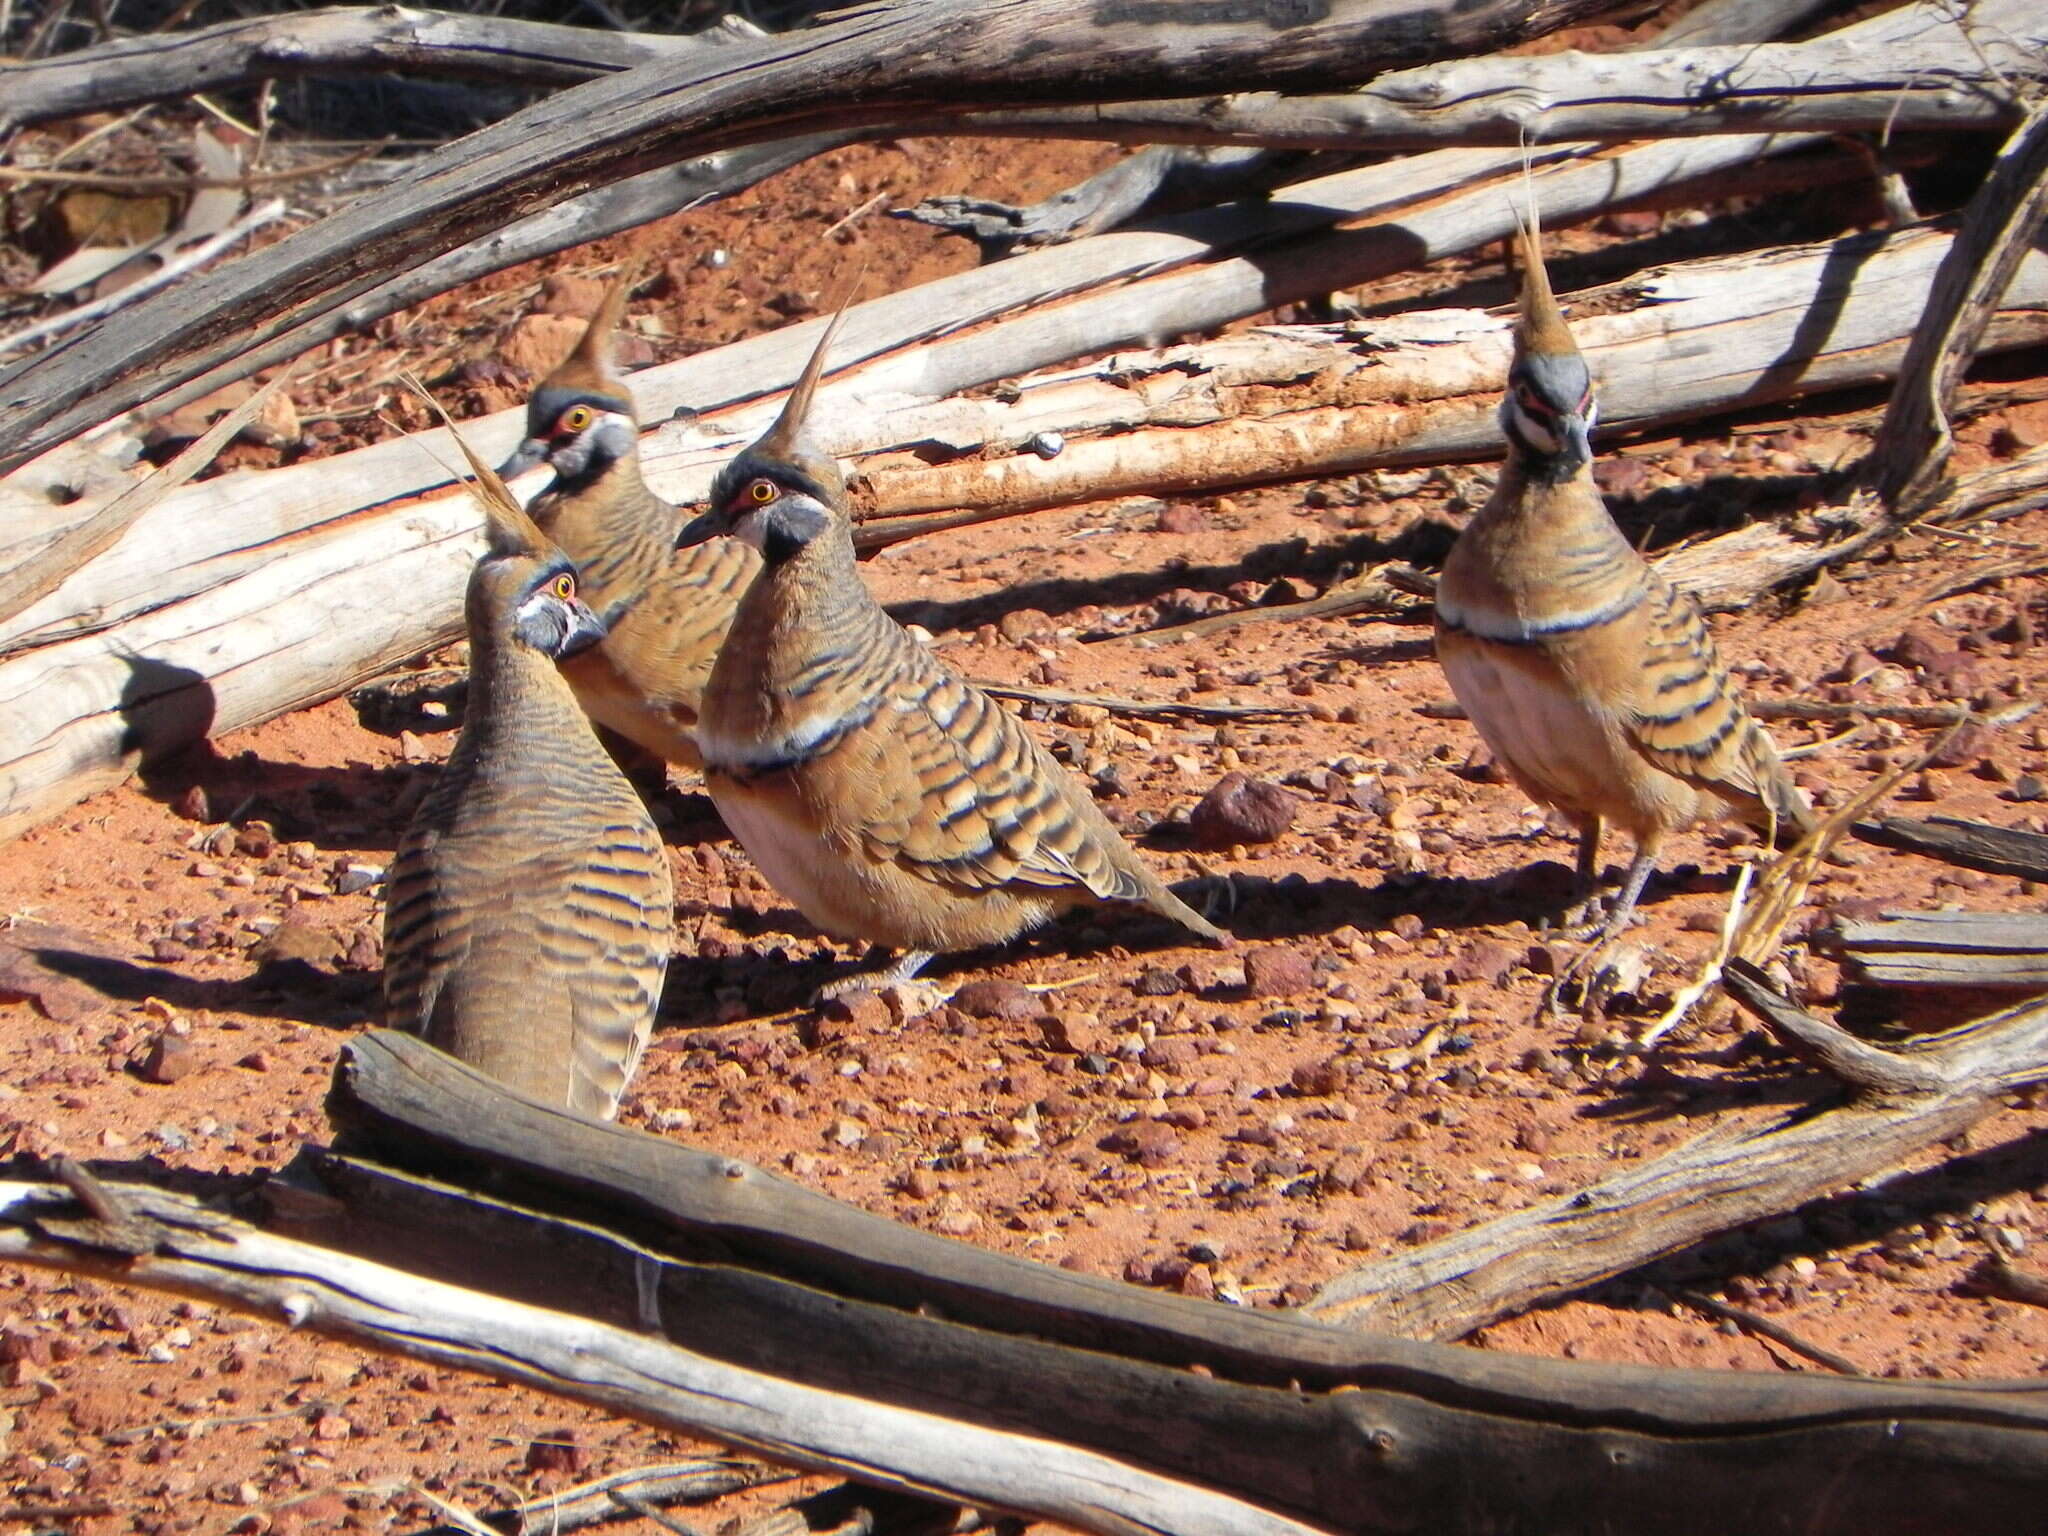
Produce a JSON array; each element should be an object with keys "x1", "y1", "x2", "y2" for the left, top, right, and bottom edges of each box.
[
  {"x1": 736, "y1": 492, "x2": 833, "y2": 563},
  {"x1": 1502, "y1": 353, "x2": 1596, "y2": 470},
  {"x1": 511, "y1": 565, "x2": 605, "y2": 658},
  {"x1": 543, "y1": 411, "x2": 636, "y2": 484}
]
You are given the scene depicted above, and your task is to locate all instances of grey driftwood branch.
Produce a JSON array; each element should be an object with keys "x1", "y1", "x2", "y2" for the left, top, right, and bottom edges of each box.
[
  {"x1": 5, "y1": 1029, "x2": 2048, "y2": 1536},
  {"x1": 0, "y1": 0, "x2": 1642, "y2": 472},
  {"x1": 8, "y1": 0, "x2": 2019, "y2": 415},
  {"x1": 1869, "y1": 99, "x2": 2048, "y2": 514},
  {"x1": 3, "y1": 205, "x2": 2045, "y2": 847},
  {"x1": 1302, "y1": 960, "x2": 2048, "y2": 1339},
  {"x1": 932, "y1": 15, "x2": 2038, "y2": 153},
  {"x1": 1853, "y1": 815, "x2": 2048, "y2": 882}
]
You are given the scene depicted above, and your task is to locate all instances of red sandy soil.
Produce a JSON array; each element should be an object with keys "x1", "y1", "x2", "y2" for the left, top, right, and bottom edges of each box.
[{"x1": 5, "y1": 130, "x2": 2048, "y2": 1536}]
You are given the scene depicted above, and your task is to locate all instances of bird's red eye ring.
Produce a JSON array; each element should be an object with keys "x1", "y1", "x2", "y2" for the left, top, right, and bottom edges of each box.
[
  {"x1": 551, "y1": 573, "x2": 575, "y2": 601},
  {"x1": 558, "y1": 404, "x2": 595, "y2": 435},
  {"x1": 748, "y1": 479, "x2": 778, "y2": 505}
]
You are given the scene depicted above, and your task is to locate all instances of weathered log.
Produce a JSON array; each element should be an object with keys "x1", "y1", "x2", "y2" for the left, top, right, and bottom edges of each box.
[
  {"x1": 12, "y1": 0, "x2": 1987, "y2": 443},
  {"x1": 0, "y1": 1176, "x2": 1321, "y2": 1536},
  {"x1": 16, "y1": 0, "x2": 1991, "y2": 635},
  {"x1": 13, "y1": 1029, "x2": 2048, "y2": 1536},
  {"x1": 1825, "y1": 911, "x2": 2048, "y2": 990},
  {"x1": 936, "y1": 15, "x2": 2036, "y2": 154},
  {"x1": 6, "y1": 209, "x2": 2048, "y2": 844},
  {"x1": 0, "y1": 7, "x2": 705, "y2": 132},
  {"x1": 0, "y1": 0, "x2": 1643, "y2": 471},
  {"x1": 1854, "y1": 816, "x2": 2048, "y2": 883},
  {"x1": 1870, "y1": 100, "x2": 2048, "y2": 513},
  {"x1": 855, "y1": 222, "x2": 2048, "y2": 533},
  {"x1": 1302, "y1": 961, "x2": 2048, "y2": 1339}
]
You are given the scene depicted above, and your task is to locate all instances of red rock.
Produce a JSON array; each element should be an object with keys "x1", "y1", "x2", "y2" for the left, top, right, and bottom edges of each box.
[
  {"x1": 1104, "y1": 1123, "x2": 1181, "y2": 1168},
  {"x1": 522, "y1": 1430, "x2": 581, "y2": 1472},
  {"x1": 1927, "y1": 722, "x2": 1997, "y2": 770},
  {"x1": 248, "y1": 922, "x2": 343, "y2": 971},
  {"x1": 819, "y1": 990, "x2": 890, "y2": 1032},
  {"x1": 1592, "y1": 456, "x2": 1648, "y2": 497},
  {"x1": 1448, "y1": 939, "x2": 1518, "y2": 986},
  {"x1": 1155, "y1": 503, "x2": 1211, "y2": 535},
  {"x1": 951, "y1": 979, "x2": 1037, "y2": 1020},
  {"x1": 174, "y1": 785, "x2": 211, "y2": 822},
  {"x1": 1999, "y1": 399, "x2": 2048, "y2": 452},
  {"x1": 995, "y1": 608, "x2": 1056, "y2": 645},
  {"x1": 502, "y1": 314, "x2": 585, "y2": 379},
  {"x1": 1243, "y1": 945, "x2": 1314, "y2": 998},
  {"x1": 311, "y1": 1414, "x2": 352, "y2": 1443},
  {"x1": 1131, "y1": 966, "x2": 1182, "y2": 996},
  {"x1": 1890, "y1": 625, "x2": 1952, "y2": 673},
  {"x1": 1039, "y1": 1013, "x2": 1100, "y2": 1054},
  {"x1": 233, "y1": 822, "x2": 275, "y2": 858},
  {"x1": 138, "y1": 1032, "x2": 196, "y2": 1085},
  {"x1": 1290, "y1": 1056, "x2": 1348, "y2": 1096},
  {"x1": 0, "y1": 1328, "x2": 48, "y2": 1365},
  {"x1": 1139, "y1": 1037, "x2": 1199, "y2": 1072},
  {"x1": 1189, "y1": 772, "x2": 1301, "y2": 849},
  {"x1": 342, "y1": 928, "x2": 381, "y2": 971}
]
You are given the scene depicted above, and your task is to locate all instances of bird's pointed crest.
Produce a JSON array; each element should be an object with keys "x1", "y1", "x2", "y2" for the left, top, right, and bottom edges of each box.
[
  {"x1": 405, "y1": 373, "x2": 553, "y2": 559},
  {"x1": 545, "y1": 260, "x2": 642, "y2": 399},
  {"x1": 1510, "y1": 185, "x2": 1579, "y2": 364},
  {"x1": 751, "y1": 280, "x2": 858, "y2": 466}
]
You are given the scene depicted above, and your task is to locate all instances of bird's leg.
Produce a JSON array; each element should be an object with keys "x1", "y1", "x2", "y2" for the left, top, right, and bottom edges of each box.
[
  {"x1": 815, "y1": 948, "x2": 936, "y2": 1003},
  {"x1": 1595, "y1": 843, "x2": 1659, "y2": 944},
  {"x1": 1561, "y1": 815, "x2": 1606, "y2": 931},
  {"x1": 1545, "y1": 835, "x2": 1658, "y2": 1017}
]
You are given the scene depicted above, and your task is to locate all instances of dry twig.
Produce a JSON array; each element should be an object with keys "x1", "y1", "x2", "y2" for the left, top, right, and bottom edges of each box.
[
  {"x1": 1667, "y1": 1289, "x2": 1867, "y2": 1376},
  {"x1": 975, "y1": 681, "x2": 1311, "y2": 723},
  {"x1": 0, "y1": 196, "x2": 286, "y2": 357}
]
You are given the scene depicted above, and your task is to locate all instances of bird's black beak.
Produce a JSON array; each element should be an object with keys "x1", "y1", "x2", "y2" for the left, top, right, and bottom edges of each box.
[
  {"x1": 497, "y1": 437, "x2": 549, "y2": 480},
  {"x1": 557, "y1": 598, "x2": 607, "y2": 660},
  {"x1": 674, "y1": 508, "x2": 723, "y2": 550}
]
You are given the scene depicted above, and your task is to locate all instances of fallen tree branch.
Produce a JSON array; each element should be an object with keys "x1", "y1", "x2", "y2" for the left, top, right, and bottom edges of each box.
[
  {"x1": 1302, "y1": 961, "x2": 2048, "y2": 1339},
  {"x1": 20, "y1": 0, "x2": 1984, "y2": 645},
  {"x1": 0, "y1": 369, "x2": 293, "y2": 629},
  {"x1": 1, "y1": 1176, "x2": 1324, "y2": 1536},
  {"x1": 944, "y1": 17, "x2": 2039, "y2": 154},
  {"x1": 8, "y1": 1030, "x2": 2048, "y2": 1536},
  {"x1": 5, "y1": 205, "x2": 2044, "y2": 845},
  {"x1": 0, "y1": 0, "x2": 1639, "y2": 471},
  {"x1": 418, "y1": 1459, "x2": 787, "y2": 1536},
  {"x1": 855, "y1": 217, "x2": 2048, "y2": 550},
  {"x1": 0, "y1": 7, "x2": 710, "y2": 133},
  {"x1": 1824, "y1": 910, "x2": 2048, "y2": 990},
  {"x1": 1869, "y1": 100, "x2": 2048, "y2": 514},
  {"x1": 1108, "y1": 566, "x2": 1432, "y2": 647},
  {"x1": 1852, "y1": 815, "x2": 2048, "y2": 883},
  {"x1": 5, "y1": 0, "x2": 1880, "y2": 418}
]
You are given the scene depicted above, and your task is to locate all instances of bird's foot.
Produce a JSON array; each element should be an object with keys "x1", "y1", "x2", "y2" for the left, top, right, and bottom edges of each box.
[
  {"x1": 1540, "y1": 918, "x2": 1647, "y2": 1020},
  {"x1": 813, "y1": 949, "x2": 935, "y2": 1005}
]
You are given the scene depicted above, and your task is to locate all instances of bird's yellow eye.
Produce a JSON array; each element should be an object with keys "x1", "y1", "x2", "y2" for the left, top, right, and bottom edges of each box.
[
  {"x1": 558, "y1": 405, "x2": 595, "y2": 434},
  {"x1": 551, "y1": 572, "x2": 575, "y2": 601},
  {"x1": 748, "y1": 479, "x2": 778, "y2": 505}
]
